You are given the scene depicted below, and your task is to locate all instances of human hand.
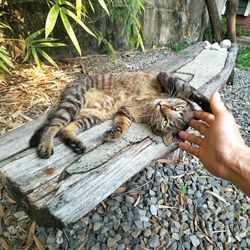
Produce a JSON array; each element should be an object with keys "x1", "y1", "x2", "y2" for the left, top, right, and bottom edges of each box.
[{"x1": 178, "y1": 92, "x2": 245, "y2": 180}]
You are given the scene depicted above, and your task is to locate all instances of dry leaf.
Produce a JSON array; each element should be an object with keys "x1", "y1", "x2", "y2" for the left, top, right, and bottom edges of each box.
[
  {"x1": 24, "y1": 221, "x2": 36, "y2": 247},
  {"x1": 156, "y1": 159, "x2": 177, "y2": 164},
  {"x1": 157, "y1": 204, "x2": 177, "y2": 209},
  {"x1": 0, "y1": 236, "x2": 12, "y2": 250},
  {"x1": 176, "y1": 194, "x2": 187, "y2": 207},
  {"x1": 100, "y1": 201, "x2": 107, "y2": 210},
  {"x1": 115, "y1": 187, "x2": 127, "y2": 194},
  {"x1": 33, "y1": 235, "x2": 45, "y2": 250},
  {"x1": 205, "y1": 190, "x2": 229, "y2": 205},
  {"x1": 0, "y1": 205, "x2": 4, "y2": 219}
]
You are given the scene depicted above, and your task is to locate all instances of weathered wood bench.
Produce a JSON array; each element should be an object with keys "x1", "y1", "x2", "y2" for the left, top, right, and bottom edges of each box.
[{"x1": 0, "y1": 42, "x2": 238, "y2": 228}]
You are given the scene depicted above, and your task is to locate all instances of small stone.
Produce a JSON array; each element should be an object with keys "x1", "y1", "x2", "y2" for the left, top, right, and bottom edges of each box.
[
  {"x1": 8, "y1": 226, "x2": 17, "y2": 235},
  {"x1": 143, "y1": 229, "x2": 151, "y2": 238},
  {"x1": 220, "y1": 39, "x2": 231, "y2": 49},
  {"x1": 172, "y1": 233, "x2": 180, "y2": 240},
  {"x1": 90, "y1": 244, "x2": 100, "y2": 250},
  {"x1": 150, "y1": 204, "x2": 158, "y2": 216},
  {"x1": 93, "y1": 222, "x2": 103, "y2": 231},
  {"x1": 101, "y1": 227, "x2": 109, "y2": 234},
  {"x1": 134, "y1": 220, "x2": 143, "y2": 229},
  {"x1": 140, "y1": 216, "x2": 149, "y2": 222},
  {"x1": 13, "y1": 211, "x2": 26, "y2": 219},
  {"x1": 149, "y1": 190, "x2": 155, "y2": 196},
  {"x1": 107, "y1": 237, "x2": 117, "y2": 248},
  {"x1": 121, "y1": 222, "x2": 130, "y2": 232},
  {"x1": 56, "y1": 230, "x2": 63, "y2": 244},
  {"x1": 148, "y1": 235, "x2": 160, "y2": 248},
  {"x1": 125, "y1": 195, "x2": 135, "y2": 204},
  {"x1": 46, "y1": 235, "x2": 56, "y2": 244},
  {"x1": 117, "y1": 243, "x2": 126, "y2": 250},
  {"x1": 190, "y1": 235, "x2": 200, "y2": 247},
  {"x1": 92, "y1": 213, "x2": 102, "y2": 223},
  {"x1": 131, "y1": 229, "x2": 141, "y2": 238}
]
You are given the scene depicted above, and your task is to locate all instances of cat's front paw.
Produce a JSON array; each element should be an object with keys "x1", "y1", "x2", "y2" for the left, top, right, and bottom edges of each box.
[
  {"x1": 37, "y1": 141, "x2": 54, "y2": 159},
  {"x1": 103, "y1": 126, "x2": 123, "y2": 141},
  {"x1": 64, "y1": 138, "x2": 86, "y2": 154}
]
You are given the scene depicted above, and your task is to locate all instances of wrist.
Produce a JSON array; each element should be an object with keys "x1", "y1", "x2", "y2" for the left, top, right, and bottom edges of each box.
[{"x1": 225, "y1": 143, "x2": 250, "y2": 197}]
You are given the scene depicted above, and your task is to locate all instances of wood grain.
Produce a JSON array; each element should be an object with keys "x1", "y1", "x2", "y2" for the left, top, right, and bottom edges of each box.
[{"x1": 0, "y1": 43, "x2": 238, "y2": 227}]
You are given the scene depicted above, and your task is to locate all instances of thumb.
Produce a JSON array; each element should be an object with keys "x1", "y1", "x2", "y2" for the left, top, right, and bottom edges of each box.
[{"x1": 210, "y1": 92, "x2": 228, "y2": 116}]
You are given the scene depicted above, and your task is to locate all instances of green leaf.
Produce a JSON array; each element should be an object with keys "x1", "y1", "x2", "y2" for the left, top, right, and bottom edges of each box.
[
  {"x1": 37, "y1": 48, "x2": 58, "y2": 67},
  {"x1": 0, "y1": 21, "x2": 12, "y2": 31},
  {"x1": 25, "y1": 29, "x2": 45, "y2": 42},
  {"x1": 29, "y1": 38, "x2": 59, "y2": 44},
  {"x1": 0, "y1": 46, "x2": 9, "y2": 56},
  {"x1": 45, "y1": 4, "x2": 60, "y2": 38},
  {"x1": 23, "y1": 48, "x2": 31, "y2": 62},
  {"x1": 97, "y1": 0, "x2": 109, "y2": 15},
  {"x1": 31, "y1": 47, "x2": 41, "y2": 68},
  {"x1": 88, "y1": 0, "x2": 95, "y2": 12},
  {"x1": 61, "y1": 7, "x2": 96, "y2": 37},
  {"x1": 76, "y1": 0, "x2": 81, "y2": 20},
  {"x1": 33, "y1": 42, "x2": 66, "y2": 47},
  {"x1": 60, "y1": 9, "x2": 82, "y2": 56},
  {"x1": 0, "y1": 61, "x2": 10, "y2": 73},
  {"x1": 64, "y1": 1, "x2": 76, "y2": 9},
  {"x1": 0, "y1": 51, "x2": 14, "y2": 68}
]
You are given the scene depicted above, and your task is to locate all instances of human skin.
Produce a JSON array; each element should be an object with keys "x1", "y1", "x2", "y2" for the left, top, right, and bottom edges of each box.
[{"x1": 178, "y1": 92, "x2": 250, "y2": 197}]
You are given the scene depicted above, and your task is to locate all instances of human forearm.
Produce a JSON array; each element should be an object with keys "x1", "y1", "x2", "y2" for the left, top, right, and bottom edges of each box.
[{"x1": 225, "y1": 144, "x2": 250, "y2": 197}]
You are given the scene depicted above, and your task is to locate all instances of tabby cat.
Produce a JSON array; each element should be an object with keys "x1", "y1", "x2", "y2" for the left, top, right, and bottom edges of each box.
[{"x1": 30, "y1": 72, "x2": 210, "y2": 158}]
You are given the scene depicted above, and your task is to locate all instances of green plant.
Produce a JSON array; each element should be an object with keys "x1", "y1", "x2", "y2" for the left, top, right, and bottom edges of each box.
[
  {"x1": 0, "y1": 10, "x2": 14, "y2": 75},
  {"x1": 45, "y1": 0, "x2": 147, "y2": 55},
  {"x1": 0, "y1": 46, "x2": 14, "y2": 74},
  {"x1": 24, "y1": 28, "x2": 65, "y2": 67},
  {"x1": 236, "y1": 47, "x2": 250, "y2": 69},
  {"x1": 168, "y1": 42, "x2": 190, "y2": 52},
  {"x1": 177, "y1": 180, "x2": 187, "y2": 194},
  {"x1": 45, "y1": 0, "x2": 97, "y2": 56},
  {"x1": 108, "y1": 0, "x2": 146, "y2": 51}
]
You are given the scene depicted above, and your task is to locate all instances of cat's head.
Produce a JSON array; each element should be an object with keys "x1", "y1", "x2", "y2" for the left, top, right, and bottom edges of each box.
[{"x1": 149, "y1": 98, "x2": 197, "y2": 144}]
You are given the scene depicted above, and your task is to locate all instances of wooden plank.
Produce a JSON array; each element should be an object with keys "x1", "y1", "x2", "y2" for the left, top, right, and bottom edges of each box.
[
  {"x1": 2, "y1": 123, "x2": 177, "y2": 227},
  {"x1": 144, "y1": 42, "x2": 205, "y2": 74},
  {"x1": 0, "y1": 43, "x2": 238, "y2": 227},
  {"x1": 0, "y1": 116, "x2": 46, "y2": 162},
  {"x1": 198, "y1": 44, "x2": 238, "y2": 98}
]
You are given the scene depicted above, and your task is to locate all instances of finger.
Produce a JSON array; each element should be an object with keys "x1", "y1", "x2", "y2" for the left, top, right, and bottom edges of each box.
[
  {"x1": 193, "y1": 111, "x2": 215, "y2": 125},
  {"x1": 210, "y1": 92, "x2": 228, "y2": 116},
  {"x1": 189, "y1": 120, "x2": 208, "y2": 135},
  {"x1": 178, "y1": 142, "x2": 199, "y2": 158},
  {"x1": 178, "y1": 131, "x2": 203, "y2": 146}
]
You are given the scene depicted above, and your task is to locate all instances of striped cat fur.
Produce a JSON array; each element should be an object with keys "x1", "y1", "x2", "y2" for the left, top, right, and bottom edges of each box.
[{"x1": 30, "y1": 72, "x2": 211, "y2": 158}]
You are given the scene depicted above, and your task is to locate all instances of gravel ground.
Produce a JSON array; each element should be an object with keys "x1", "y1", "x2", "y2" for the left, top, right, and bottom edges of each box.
[{"x1": 0, "y1": 50, "x2": 249, "y2": 249}]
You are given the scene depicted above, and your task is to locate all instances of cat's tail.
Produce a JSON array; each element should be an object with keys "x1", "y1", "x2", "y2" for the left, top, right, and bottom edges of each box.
[{"x1": 29, "y1": 123, "x2": 48, "y2": 147}]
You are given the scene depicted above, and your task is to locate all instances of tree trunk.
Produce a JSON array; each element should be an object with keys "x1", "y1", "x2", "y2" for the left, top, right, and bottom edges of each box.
[
  {"x1": 205, "y1": 0, "x2": 223, "y2": 42},
  {"x1": 226, "y1": 0, "x2": 239, "y2": 43}
]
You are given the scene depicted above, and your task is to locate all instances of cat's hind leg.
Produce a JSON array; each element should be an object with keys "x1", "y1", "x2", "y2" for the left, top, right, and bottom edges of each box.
[
  {"x1": 103, "y1": 107, "x2": 132, "y2": 141},
  {"x1": 60, "y1": 115, "x2": 101, "y2": 153}
]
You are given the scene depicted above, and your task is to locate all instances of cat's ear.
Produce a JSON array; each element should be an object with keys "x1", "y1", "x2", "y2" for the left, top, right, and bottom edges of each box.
[{"x1": 162, "y1": 133, "x2": 174, "y2": 145}]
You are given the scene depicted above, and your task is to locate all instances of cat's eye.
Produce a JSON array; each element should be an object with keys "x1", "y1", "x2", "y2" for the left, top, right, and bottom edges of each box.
[{"x1": 174, "y1": 106, "x2": 184, "y2": 111}]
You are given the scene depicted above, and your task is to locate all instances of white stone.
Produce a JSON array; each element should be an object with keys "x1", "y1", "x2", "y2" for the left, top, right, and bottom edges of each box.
[
  {"x1": 220, "y1": 39, "x2": 232, "y2": 49},
  {"x1": 210, "y1": 42, "x2": 221, "y2": 50},
  {"x1": 204, "y1": 41, "x2": 211, "y2": 46}
]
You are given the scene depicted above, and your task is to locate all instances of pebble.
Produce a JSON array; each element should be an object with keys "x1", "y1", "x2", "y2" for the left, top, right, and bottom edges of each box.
[
  {"x1": 149, "y1": 204, "x2": 158, "y2": 216},
  {"x1": 148, "y1": 235, "x2": 160, "y2": 248},
  {"x1": 190, "y1": 235, "x2": 200, "y2": 247}
]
